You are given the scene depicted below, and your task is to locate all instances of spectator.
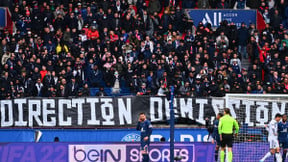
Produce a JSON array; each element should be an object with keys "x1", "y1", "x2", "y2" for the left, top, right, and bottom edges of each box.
[
  {"x1": 33, "y1": 78, "x2": 43, "y2": 97},
  {"x1": 238, "y1": 23, "x2": 249, "y2": 59},
  {"x1": 216, "y1": 32, "x2": 229, "y2": 50},
  {"x1": 216, "y1": 0, "x2": 229, "y2": 9},
  {"x1": 230, "y1": 82, "x2": 243, "y2": 93},
  {"x1": 0, "y1": 0, "x2": 287, "y2": 99},
  {"x1": 96, "y1": 86, "x2": 108, "y2": 96},
  {"x1": 137, "y1": 83, "x2": 148, "y2": 96},
  {"x1": 0, "y1": 39, "x2": 10, "y2": 56},
  {"x1": 87, "y1": 26, "x2": 100, "y2": 41},
  {"x1": 284, "y1": 5, "x2": 288, "y2": 28},
  {"x1": 56, "y1": 41, "x2": 69, "y2": 55},
  {"x1": 57, "y1": 84, "x2": 68, "y2": 97},
  {"x1": 182, "y1": 0, "x2": 196, "y2": 9},
  {"x1": 67, "y1": 77, "x2": 79, "y2": 96},
  {"x1": 209, "y1": 0, "x2": 218, "y2": 8},
  {"x1": 246, "y1": 0, "x2": 260, "y2": 9},
  {"x1": 262, "y1": 9, "x2": 271, "y2": 24},
  {"x1": 1, "y1": 52, "x2": 11, "y2": 66},
  {"x1": 253, "y1": 84, "x2": 264, "y2": 94},
  {"x1": 40, "y1": 66, "x2": 48, "y2": 82},
  {"x1": 179, "y1": 82, "x2": 191, "y2": 96},
  {"x1": 271, "y1": 9, "x2": 283, "y2": 31},
  {"x1": 247, "y1": 36, "x2": 259, "y2": 62},
  {"x1": 208, "y1": 80, "x2": 223, "y2": 97},
  {"x1": 148, "y1": 0, "x2": 161, "y2": 15},
  {"x1": 81, "y1": 83, "x2": 90, "y2": 96},
  {"x1": 198, "y1": 0, "x2": 210, "y2": 9},
  {"x1": 192, "y1": 78, "x2": 205, "y2": 97},
  {"x1": 157, "y1": 84, "x2": 168, "y2": 96},
  {"x1": 161, "y1": 10, "x2": 172, "y2": 33},
  {"x1": 235, "y1": 0, "x2": 246, "y2": 9},
  {"x1": 88, "y1": 64, "x2": 103, "y2": 87},
  {"x1": 258, "y1": 1, "x2": 268, "y2": 14}
]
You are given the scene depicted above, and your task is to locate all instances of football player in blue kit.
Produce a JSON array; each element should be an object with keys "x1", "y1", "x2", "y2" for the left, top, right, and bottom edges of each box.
[
  {"x1": 137, "y1": 112, "x2": 153, "y2": 162},
  {"x1": 278, "y1": 114, "x2": 288, "y2": 162},
  {"x1": 212, "y1": 113, "x2": 223, "y2": 162}
]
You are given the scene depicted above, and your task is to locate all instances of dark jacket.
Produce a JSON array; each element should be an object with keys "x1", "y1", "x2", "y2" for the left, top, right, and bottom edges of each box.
[
  {"x1": 238, "y1": 26, "x2": 249, "y2": 46},
  {"x1": 216, "y1": 2, "x2": 229, "y2": 9},
  {"x1": 67, "y1": 82, "x2": 79, "y2": 96}
]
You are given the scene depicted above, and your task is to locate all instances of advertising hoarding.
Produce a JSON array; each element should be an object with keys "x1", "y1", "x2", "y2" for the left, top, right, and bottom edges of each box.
[
  {"x1": 186, "y1": 9, "x2": 257, "y2": 27},
  {"x1": 0, "y1": 142, "x2": 270, "y2": 162}
]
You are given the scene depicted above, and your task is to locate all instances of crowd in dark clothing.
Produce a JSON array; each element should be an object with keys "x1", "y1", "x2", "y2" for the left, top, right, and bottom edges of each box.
[{"x1": 0, "y1": 0, "x2": 288, "y2": 99}]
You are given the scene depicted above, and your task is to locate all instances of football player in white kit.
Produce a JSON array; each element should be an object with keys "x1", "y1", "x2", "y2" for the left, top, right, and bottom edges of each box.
[{"x1": 260, "y1": 113, "x2": 282, "y2": 162}]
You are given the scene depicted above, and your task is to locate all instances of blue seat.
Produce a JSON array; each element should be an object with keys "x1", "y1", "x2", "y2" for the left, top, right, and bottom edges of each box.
[{"x1": 90, "y1": 87, "x2": 133, "y2": 96}]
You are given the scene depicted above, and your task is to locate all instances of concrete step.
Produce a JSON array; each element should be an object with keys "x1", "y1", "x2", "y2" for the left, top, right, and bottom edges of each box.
[{"x1": 241, "y1": 58, "x2": 250, "y2": 69}]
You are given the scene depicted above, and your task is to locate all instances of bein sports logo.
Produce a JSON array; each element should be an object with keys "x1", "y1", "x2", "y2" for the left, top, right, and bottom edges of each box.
[
  {"x1": 121, "y1": 133, "x2": 141, "y2": 142},
  {"x1": 128, "y1": 143, "x2": 194, "y2": 162},
  {"x1": 69, "y1": 144, "x2": 126, "y2": 162}
]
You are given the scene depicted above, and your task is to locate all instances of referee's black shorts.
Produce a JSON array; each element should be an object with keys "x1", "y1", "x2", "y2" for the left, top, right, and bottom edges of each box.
[{"x1": 221, "y1": 133, "x2": 233, "y2": 148}]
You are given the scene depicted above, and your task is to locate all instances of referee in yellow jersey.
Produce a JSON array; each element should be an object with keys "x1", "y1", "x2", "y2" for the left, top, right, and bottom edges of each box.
[{"x1": 218, "y1": 108, "x2": 239, "y2": 162}]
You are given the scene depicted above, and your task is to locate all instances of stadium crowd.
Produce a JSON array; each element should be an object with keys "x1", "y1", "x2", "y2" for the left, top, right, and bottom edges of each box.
[{"x1": 0, "y1": 0, "x2": 288, "y2": 99}]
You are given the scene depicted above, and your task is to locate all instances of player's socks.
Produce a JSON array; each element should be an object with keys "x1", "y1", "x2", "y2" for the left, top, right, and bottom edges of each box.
[
  {"x1": 220, "y1": 150, "x2": 225, "y2": 162},
  {"x1": 261, "y1": 152, "x2": 272, "y2": 161},
  {"x1": 215, "y1": 150, "x2": 219, "y2": 161},
  {"x1": 275, "y1": 152, "x2": 282, "y2": 162},
  {"x1": 228, "y1": 151, "x2": 233, "y2": 162},
  {"x1": 283, "y1": 150, "x2": 287, "y2": 162},
  {"x1": 142, "y1": 154, "x2": 149, "y2": 162}
]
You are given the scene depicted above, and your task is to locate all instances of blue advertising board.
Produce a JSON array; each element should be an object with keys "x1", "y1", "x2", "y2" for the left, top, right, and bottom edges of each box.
[
  {"x1": 0, "y1": 142, "x2": 214, "y2": 162},
  {"x1": 186, "y1": 9, "x2": 257, "y2": 27},
  {"x1": 0, "y1": 142, "x2": 272, "y2": 162},
  {"x1": 0, "y1": 8, "x2": 6, "y2": 28},
  {"x1": 0, "y1": 127, "x2": 266, "y2": 142},
  {"x1": 41, "y1": 128, "x2": 210, "y2": 142},
  {"x1": 0, "y1": 128, "x2": 210, "y2": 142}
]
